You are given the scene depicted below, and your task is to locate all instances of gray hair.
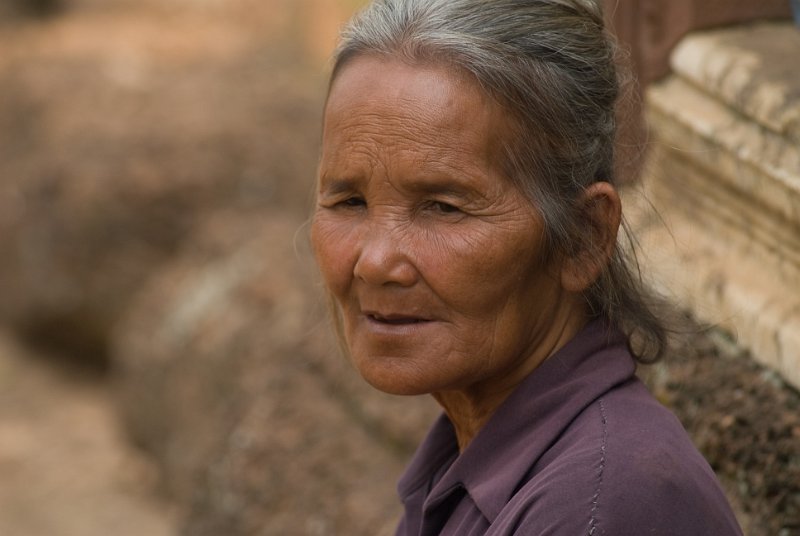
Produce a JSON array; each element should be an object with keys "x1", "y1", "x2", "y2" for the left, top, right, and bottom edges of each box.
[{"x1": 329, "y1": 0, "x2": 667, "y2": 362}]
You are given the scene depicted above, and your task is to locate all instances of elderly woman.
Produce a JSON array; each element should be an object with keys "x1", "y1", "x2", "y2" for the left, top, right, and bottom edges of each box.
[{"x1": 311, "y1": 0, "x2": 743, "y2": 534}]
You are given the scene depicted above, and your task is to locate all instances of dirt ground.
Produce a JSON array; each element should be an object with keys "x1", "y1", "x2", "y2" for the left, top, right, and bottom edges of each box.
[{"x1": 0, "y1": 333, "x2": 177, "y2": 536}]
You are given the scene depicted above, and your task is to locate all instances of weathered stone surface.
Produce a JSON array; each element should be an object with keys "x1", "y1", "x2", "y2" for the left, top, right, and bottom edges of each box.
[
  {"x1": 629, "y1": 22, "x2": 800, "y2": 390},
  {"x1": 602, "y1": 0, "x2": 792, "y2": 87},
  {"x1": 600, "y1": 0, "x2": 792, "y2": 184},
  {"x1": 671, "y1": 23, "x2": 800, "y2": 144},
  {"x1": 111, "y1": 209, "x2": 439, "y2": 535}
]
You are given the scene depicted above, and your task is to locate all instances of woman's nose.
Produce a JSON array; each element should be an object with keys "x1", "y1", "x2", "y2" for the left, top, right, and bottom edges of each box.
[{"x1": 353, "y1": 227, "x2": 418, "y2": 287}]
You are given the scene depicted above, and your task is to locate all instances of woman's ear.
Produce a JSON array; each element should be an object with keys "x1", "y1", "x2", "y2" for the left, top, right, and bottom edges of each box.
[{"x1": 560, "y1": 182, "x2": 621, "y2": 293}]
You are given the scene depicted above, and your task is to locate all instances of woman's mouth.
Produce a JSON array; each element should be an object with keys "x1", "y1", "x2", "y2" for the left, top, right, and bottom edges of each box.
[{"x1": 366, "y1": 313, "x2": 428, "y2": 325}]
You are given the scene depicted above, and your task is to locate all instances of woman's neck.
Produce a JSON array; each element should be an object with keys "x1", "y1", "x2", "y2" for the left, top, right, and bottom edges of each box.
[{"x1": 432, "y1": 309, "x2": 587, "y2": 452}]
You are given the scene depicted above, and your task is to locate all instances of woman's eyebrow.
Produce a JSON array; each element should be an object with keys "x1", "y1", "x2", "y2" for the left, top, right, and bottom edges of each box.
[
  {"x1": 319, "y1": 176, "x2": 361, "y2": 194},
  {"x1": 404, "y1": 176, "x2": 478, "y2": 199}
]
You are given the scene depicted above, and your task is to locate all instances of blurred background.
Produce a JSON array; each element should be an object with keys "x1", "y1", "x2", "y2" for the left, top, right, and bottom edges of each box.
[
  {"x1": 0, "y1": 1, "x2": 401, "y2": 534},
  {"x1": 0, "y1": 1, "x2": 797, "y2": 535}
]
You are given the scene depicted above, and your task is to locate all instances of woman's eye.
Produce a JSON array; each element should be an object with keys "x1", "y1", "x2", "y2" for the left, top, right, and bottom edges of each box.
[
  {"x1": 431, "y1": 201, "x2": 460, "y2": 214},
  {"x1": 339, "y1": 197, "x2": 366, "y2": 208}
]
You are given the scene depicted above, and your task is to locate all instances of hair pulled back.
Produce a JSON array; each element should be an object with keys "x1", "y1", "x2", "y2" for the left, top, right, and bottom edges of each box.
[{"x1": 329, "y1": 0, "x2": 667, "y2": 362}]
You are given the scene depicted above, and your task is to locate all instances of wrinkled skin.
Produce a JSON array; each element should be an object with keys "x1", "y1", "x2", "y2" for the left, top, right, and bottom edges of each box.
[{"x1": 311, "y1": 56, "x2": 591, "y2": 447}]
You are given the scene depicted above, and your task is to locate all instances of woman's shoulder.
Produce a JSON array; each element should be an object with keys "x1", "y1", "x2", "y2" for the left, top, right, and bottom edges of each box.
[
  {"x1": 591, "y1": 381, "x2": 742, "y2": 534},
  {"x1": 490, "y1": 379, "x2": 743, "y2": 535}
]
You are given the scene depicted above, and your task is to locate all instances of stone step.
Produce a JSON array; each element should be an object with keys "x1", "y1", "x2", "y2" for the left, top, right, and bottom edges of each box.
[
  {"x1": 670, "y1": 22, "x2": 800, "y2": 144},
  {"x1": 647, "y1": 77, "x2": 800, "y2": 283}
]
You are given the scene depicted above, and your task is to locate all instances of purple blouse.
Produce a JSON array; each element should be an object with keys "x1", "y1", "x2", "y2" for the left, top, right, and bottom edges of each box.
[{"x1": 396, "y1": 320, "x2": 743, "y2": 535}]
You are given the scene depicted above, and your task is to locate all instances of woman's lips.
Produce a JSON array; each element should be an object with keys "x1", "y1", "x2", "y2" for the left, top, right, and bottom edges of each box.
[
  {"x1": 356, "y1": 310, "x2": 438, "y2": 343},
  {"x1": 366, "y1": 313, "x2": 428, "y2": 325},
  {"x1": 361, "y1": 310, "x2": 433, "y2": 327}
]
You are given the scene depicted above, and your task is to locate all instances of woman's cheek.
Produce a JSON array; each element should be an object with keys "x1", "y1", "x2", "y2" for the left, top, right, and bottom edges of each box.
[
  {"x1": 436, "y1": 224, "x2": 513, "y2": 278},
  {"x1": 311, "y1": 215, "x2": 359, "y2": 295}
]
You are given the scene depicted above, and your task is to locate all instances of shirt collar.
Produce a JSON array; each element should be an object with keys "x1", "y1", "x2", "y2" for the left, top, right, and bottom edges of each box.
[{"x1": 397, "y1": 319, "x2": 636, "y2": 523}]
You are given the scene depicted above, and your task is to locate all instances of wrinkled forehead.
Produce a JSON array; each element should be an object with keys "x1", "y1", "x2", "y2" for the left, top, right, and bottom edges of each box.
[{"x1": 322, "y1": 54, "x2": 513, "y2": 167}]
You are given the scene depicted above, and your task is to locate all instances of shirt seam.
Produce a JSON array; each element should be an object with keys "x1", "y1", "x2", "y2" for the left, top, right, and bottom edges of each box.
[{"x1": 588, "y1": 398, "x2": 607, "y2": 535}]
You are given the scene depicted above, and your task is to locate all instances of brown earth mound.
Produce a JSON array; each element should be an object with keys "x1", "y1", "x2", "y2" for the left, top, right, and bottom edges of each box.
[{"x1": 0, "y1": 0, "x2": 325, "y2": 364}]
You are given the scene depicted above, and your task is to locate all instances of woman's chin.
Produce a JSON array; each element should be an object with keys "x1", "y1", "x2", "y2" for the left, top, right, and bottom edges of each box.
[{"x1": 354, "y1": 356, "x2": 442, "y2": 397}]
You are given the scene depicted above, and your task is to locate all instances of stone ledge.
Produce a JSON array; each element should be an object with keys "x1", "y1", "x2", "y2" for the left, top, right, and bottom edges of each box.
[
  {"x1": 648, "y1": 77, "x2": 800, "y2": 229},
  {"x1": 671, "y1": 22, "x2": 800, "y2": 143},
  {"x1": 630, "y1": 22, "x2": 800, "y2": 391}
]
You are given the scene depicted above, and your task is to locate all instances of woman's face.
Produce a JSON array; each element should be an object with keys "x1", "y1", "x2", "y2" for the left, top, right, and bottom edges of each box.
[{"x1": 312, "y1": 56, "x2": 583, "y2": 398}]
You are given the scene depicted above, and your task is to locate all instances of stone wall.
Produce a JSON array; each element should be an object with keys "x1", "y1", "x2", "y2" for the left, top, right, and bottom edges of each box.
[{"x1": 628, "y1": 21, "x2": 800, "y2": 391}]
